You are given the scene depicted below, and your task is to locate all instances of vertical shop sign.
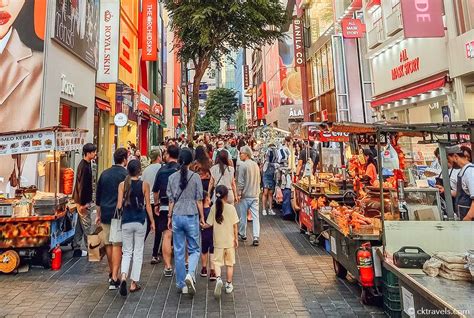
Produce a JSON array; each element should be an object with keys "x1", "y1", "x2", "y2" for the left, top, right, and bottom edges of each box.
[
  {"x1": 243, "y1": 65, "x2": 250, "y2": 89},
  {"x1": 400, "y1": 0, "x2": 444, "y2": 38},
  {"x1": 293, "y1": 17, "x2": 305, "y2": 67},
  {"x1": 97, "y1": 0, "x2": 120, "y2": 83},
  {"x1": 141, "y1": 0, "x2": 157, "y2": 61}
]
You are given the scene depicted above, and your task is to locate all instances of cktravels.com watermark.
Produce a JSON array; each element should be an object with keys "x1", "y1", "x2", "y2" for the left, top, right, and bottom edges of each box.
[{"x1": 407, "y1": 307, "x2": 471, "y2": 316}]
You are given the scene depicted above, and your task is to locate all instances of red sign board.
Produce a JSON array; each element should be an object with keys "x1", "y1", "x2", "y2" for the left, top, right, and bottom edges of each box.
[
  {"x1": 152, "y1": 101, "x2": 163, "y2": 116},
  {"x1": 150, "y1": 116, "x2": 160, "y2": 125},
  {"x1": 400, "y1": 0, "x2": 444, "y2": 38},
  {"x1": 141, "y1": 0, "x2": 157, "y2": 61},
  {"x1": 292, "y1": 17, "x2": 305, "y2": 67},
  {"x1": 138, "y1": 86, "x2": 151, "y2": 113},
  {"x1": 341, "y1": 19, "x2": 366, "y2": 38}
]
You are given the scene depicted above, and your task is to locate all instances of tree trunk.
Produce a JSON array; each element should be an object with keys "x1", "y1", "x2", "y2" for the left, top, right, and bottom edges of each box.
[{"x1": 186, "y1": 59, "x2": 209, "y2": 137}]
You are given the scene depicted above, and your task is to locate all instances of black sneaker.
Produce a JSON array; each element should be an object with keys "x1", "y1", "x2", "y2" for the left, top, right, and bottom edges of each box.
[
  {"x1": 238, "y1": 234, "x2": 247, "y2": 241},
  {"x1": 164, "y1": 268, "x2": 173, "y2": 277},
  {"x1": 119, "y1": 280, "x2": 128, "y2": 297},
  {"x1": 252, "y1": 239, "x2": 259, "y2": 246},
  {"x1": 109, "y1": 279, "x2": 120, "y2": 290},
  {"x1": 72, "y1": 249, "x2": 83, "y2": 257}
]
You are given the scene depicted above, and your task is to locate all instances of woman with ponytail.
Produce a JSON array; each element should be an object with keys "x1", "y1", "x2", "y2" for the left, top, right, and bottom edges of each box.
[
  {"x1": 116, "y1": 160, "x2": 155, "y2": 297},
  {"x1": 166, "y1": 149, "x2": 205, "y2": 295},
  {"x1": 204, "y1": 185, "x2": 240, "y2": 300}
]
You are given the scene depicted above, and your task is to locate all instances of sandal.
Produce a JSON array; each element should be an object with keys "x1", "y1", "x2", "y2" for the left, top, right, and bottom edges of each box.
[{"x1": 130, "y1": 283, "x2": 142, "y2": 293}]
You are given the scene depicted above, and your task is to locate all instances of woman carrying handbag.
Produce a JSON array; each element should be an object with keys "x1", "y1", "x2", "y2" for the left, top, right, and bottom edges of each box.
[{"x1": 116, "y1": 160, "x2": 155, "y2": 297}]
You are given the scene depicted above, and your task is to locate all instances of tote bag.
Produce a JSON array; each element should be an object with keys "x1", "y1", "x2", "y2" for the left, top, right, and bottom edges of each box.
[{"x1": 109, "y1": 208, "x2": 122, "y2": 243}]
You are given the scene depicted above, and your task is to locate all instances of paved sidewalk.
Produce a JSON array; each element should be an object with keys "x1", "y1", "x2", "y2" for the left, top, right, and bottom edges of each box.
[{"x1": 0, "y1": 215, "x2": 385, "y2": 318}]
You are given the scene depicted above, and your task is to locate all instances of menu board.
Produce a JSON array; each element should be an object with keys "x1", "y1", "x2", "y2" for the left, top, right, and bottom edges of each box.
[
  {"x1": 0, "y1": 131, "x2": 55, "y2": 155},
  {"x1": 56, "y1": 131, "x2": 86, "y2": 152}
]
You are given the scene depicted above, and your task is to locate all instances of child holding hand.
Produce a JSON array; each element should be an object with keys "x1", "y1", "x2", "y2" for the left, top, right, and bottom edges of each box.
[
  {"x1": 200, "y1": 191, "x2": 216, "y2": 280},
  {"x1": 204, "y1": 185, "x2": 239, "y2": 299}
]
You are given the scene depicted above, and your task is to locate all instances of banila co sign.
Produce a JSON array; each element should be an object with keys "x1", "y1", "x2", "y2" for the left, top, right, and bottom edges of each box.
[
  {"x1": 400, "y1": 0, "x2": 444, "y2": 38},
  {"x1": 293, "y1": 17, "x2": 305, "y2": 67}
]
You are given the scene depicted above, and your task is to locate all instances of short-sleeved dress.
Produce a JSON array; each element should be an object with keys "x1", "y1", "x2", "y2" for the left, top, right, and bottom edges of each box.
[{"x1": 210, "y1": 165, "x2": 235, "y2": 204}]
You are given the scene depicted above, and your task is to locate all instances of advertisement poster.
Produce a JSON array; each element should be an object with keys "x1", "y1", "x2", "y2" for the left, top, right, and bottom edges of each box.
[
  {"x1": 0, "y1": 1, "x2": 46, "y2": 194},
  {"x1": 54, "y1": 0, "x2": 100, "y2": 68}
]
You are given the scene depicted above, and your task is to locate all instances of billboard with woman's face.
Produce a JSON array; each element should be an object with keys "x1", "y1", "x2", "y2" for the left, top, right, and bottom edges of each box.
[{"x1": 0, "y1": 0, "x2": 46, "y2": 193}]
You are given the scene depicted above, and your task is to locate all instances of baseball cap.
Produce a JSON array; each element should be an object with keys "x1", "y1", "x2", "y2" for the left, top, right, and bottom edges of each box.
[{"x1": 446, "y1": 145, "x2": 463, "y2": 155}]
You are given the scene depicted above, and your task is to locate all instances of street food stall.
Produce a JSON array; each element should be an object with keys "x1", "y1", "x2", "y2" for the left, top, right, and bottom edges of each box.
[
  {"x1": 0, "y1": 127, "x2": 87, "y2": 273},
  {"x1": 372, "y1": 121, "x2": 474, "y2": 318}
]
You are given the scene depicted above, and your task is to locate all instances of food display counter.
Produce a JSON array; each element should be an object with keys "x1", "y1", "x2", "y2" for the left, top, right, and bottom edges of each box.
[{"x1": 0, "y1": 127, "x2": 86, "y2": 273}]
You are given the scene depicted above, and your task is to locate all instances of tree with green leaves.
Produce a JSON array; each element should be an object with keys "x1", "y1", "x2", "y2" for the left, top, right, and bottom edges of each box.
[
  {"x1": 205, "y1": 88, "x2": 239, "y2": 127},
  {"x1": 163, "y1": 0, "x2": 287, "y2": 137},
  {"x1": 196, "y1": 114, "x2": 220, "y2": 134}
]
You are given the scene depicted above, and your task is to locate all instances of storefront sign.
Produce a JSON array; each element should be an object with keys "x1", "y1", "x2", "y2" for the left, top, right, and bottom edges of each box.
[
  {"x1": 141, "y1": 0, "x2": 157, "y2": 61},
  {"x1": 172, "y1": 108, "x2": 181, "y2": 116},
  {"x1": 56, "y1": 131, "x2": 87, "y2": 152},
  {"x1": 138, "y1": 87, "x2": 151, "y2": 113},
  {"x1": 466, "y1": 41, "x2": 474, "y2": 58},
  {"x1": 97, "y1": 0, "x2": 120, "y2": 83},
  {"x1": 243, "y1": 65, "x2": 250, "y2": 89},
  {"x1": 152, "y1": 101, "x2": 163, "y2": 116},
  {"x1": 293, "y1": 17, "x2": 305, "y2": 67},
  {"x1": 318, "y1": 131, "x2": 350, "y2": 142},
  {"x1": 54, "y1": 0, "x2": 99, "y2": 68},
  {"x1": 289, "y1": 107, "x2": 304, "y2": 118},
  {"x1": 60, "y1": 74, "x2": 75, "y2": 97},
  {"x1": 371, "y1": 38, "x2": 447, "y2": 96},
  {"x1": 114, "y1": 112, "x2": 128, "y2": 127},
  {"x1": 400, "y1": 0, "x2": 444, "y2": 38},
  {"x1": 341, "y1": 18, "x2": 366, "y2": 38},
  {"x1": 0, "y1": 131, "x2": 55, "y2": 155},
  {"x1": 391, "y1": 49, "x2": 420, "y2": 80}
]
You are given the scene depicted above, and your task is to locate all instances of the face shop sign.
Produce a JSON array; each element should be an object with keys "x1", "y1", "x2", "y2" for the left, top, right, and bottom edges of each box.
[{"x1": 61, "y1": 74, "x2": 75, "y2": 97}]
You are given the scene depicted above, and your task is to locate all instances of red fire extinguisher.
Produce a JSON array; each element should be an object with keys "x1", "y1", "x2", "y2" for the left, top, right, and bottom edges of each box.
[
  {"x1": 356, "y1": 242, "x2": 374, "y2": 287},
  {"x1": 51, "y1": 246, "x2": 62, "y2": 271}
]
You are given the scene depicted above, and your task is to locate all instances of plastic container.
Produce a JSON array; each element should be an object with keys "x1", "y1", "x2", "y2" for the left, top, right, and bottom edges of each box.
[
  {"x1": 383, "y1": 283, "x2": 401, "y2": 302},
  {"x1": 382, "y1": 267, "x2": 399, "y2": 286}
]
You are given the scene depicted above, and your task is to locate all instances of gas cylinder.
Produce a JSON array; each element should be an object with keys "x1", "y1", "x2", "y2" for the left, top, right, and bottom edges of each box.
[
  {"x1": 51, "y1": 246, "x2": 62, "y2": 271},
  {"x1": 356, "y1": 242, "x2": 375, "y2": 287}
]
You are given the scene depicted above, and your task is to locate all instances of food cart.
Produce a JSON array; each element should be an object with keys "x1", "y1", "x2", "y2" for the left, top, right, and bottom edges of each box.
[
  {"x1": 372, "y1": 121, "x2": 474, "y2": 318},
  {"x1": 0, "y1": 127, "x2": 87, "y2": 273}
]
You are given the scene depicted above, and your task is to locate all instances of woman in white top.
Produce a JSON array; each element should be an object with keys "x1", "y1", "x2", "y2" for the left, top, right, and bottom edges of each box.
[{"x1": 209, "y1": 151, "x2": 237, "y2": 205}]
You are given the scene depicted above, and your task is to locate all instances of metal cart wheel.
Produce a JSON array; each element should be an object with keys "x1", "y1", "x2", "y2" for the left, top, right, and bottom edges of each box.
[
  {"x1": 333, "y1": 259, "x2": 347, "y2": 279},
  {"x1": 0, "y1": 250, "x2": 20, "y2": 274}
]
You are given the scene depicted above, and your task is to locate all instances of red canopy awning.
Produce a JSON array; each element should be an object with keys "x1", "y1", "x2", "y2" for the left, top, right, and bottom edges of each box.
[
  {"x1": 371, "y1": 75, "x2": 446, "y2": 108},
  {"x1": 366, "y1": 0, "x2": 381, "y2": 10},
  {"x1": 95, "y1": 99, "x2": 111, "y2": 112}
]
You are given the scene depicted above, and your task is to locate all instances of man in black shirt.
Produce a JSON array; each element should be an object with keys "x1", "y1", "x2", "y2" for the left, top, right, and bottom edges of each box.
[
  {"x1": 72, "y1": 143, "x2": 97, "y2": 257},
  {"x1": 96, "y1": 148, "x2": 128, "y2": 289},
  {"x1": 153, "y1": 145, "x2": 180, "y2": 277}
]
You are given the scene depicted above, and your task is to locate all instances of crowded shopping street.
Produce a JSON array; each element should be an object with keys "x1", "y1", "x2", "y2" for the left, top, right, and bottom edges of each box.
[{"x1": 1, "y1": 0, "x2": 474, "y2": 318}]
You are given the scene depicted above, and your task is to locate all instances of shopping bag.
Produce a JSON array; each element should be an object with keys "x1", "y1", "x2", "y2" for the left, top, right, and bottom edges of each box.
[
  {"x1": 88, "y1": 226, "x2": 105, "y2": 262},
  {"x1": 274, "y1": 186, "x2": 283, "y2": 204},
  {"x1": 109, "y1": 209, "x2": 122, "y2": 243}
]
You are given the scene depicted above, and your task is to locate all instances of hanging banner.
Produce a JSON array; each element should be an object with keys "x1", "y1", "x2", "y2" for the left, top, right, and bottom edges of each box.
[
  {"x1": 97, "y1": 0, "x2": 120, "y2": 83},
  {"x1": 341, "y1": 18, "x2": 366, "y2": 38},
  {"x1": 292, "y1": 17, "x2": 305, "y2": 67},
  {"x1": 141, "y1": 0, "x2": 157, "y2": 61},
  {"x1": 400, "y1": 0, "x2": 444, "y2": 38}
]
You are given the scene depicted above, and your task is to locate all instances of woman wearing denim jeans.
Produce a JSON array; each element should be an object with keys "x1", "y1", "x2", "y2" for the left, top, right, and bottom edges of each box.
[
  {"x1": 167, "y1": 149, "x2": 205, "y2": 295},
  {"x1": 117, "y1": 160, "x2": 155, "y2": 297}
]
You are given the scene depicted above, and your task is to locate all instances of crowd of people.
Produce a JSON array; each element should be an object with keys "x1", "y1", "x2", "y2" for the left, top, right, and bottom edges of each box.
[{"x1": 72, "y1": 133, "x2": 301, "y2": 300}]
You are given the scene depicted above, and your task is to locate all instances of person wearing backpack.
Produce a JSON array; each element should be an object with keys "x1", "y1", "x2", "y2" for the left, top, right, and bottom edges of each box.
[
  {"x1": 152, "y1": 145, "x2": 180, "y2": 277},
  {"x1": 262, "y1": 144, "x2": 279, "y2": 216}
]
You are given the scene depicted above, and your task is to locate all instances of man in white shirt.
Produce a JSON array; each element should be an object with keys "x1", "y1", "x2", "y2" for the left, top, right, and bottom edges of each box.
[{"x1": 448, "y1": 145, "x2": 474, "y2": 221}]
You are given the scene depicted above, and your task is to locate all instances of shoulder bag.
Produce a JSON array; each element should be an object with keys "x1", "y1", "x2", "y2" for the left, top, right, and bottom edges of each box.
[{"x1": 210, "y1": 167, "x2": 228, "y2": 199}]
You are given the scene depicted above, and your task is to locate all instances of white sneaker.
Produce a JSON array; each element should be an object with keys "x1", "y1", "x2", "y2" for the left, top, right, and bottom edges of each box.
[
  {"x1": 181, "y1": 286, "x2": 189, "y2": 294},
  {"x1": 185, "y1": 274, "x2": 196, "y2": 295},
  {"x1": 81, "y1": 250, "x2": 88, "y2": 257},
  {"x1": 268, "y1": 209, "x2": 276, "y2": 216},
  {"x1": 214, "y1": 277, "x2": 223, "y2": 299},
  {"x1": 225, "y1": 282, "x2": 234, "y2": 294},
  {"x1": 262, "y1": 209, "x2": 267, "y2": 216}
]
